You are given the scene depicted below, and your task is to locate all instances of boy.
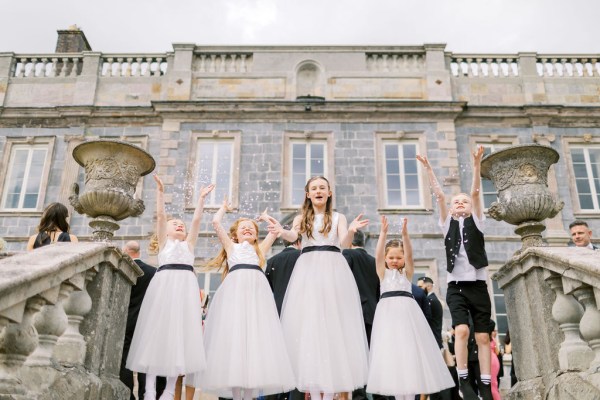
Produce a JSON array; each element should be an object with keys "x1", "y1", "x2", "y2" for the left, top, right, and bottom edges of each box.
[{"x1": 417, "y1": 146, "x2": 493, "y2": 400}]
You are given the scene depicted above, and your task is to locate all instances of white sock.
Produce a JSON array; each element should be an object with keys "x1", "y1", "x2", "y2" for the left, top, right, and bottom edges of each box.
[
  {"x1": 164, "y1": 376, "x2": 178, "y2": 394},
  {"x1": 322, "y1": 393, "x2": 333, "y2": 400},
  {"x1": 145, "y1": 374, "x2": 157, "y2": 395},
  {"x1": 243, "y1": 388, "x2": 255, "y2": 400},
  {"x1": 233, "y1": 387, "x2": 243, "y2": 400},
  {"x1": 309, "y1": 390, "x2": 321, "y2": 400},
  {"x1": 395, "y1": 395, "x2": 415, "y2": 400},
  {"x1": 480, "y1": 374, "x2": 492, "y2": 385}
]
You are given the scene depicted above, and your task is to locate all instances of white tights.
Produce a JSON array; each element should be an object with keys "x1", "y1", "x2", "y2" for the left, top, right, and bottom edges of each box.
[
  {"x1": 309, "y1": 391, "x2": 334, "y2": 400},
  {"x1": 394, "y1": 394, "x2": 415, "y2": 400},
  {"x1": 145, "y1": 374, "x2": 178, "y2": 399},
  {"x1": 232, "y1": 387, "x2": 256, "y2": 400}
]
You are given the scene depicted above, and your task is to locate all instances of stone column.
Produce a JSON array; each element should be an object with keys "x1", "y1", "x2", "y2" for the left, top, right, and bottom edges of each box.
[
  {"x1": 425, "y1": 44, "x2": 452, "y2": 101},
  {"x1": 73, "y1": 51, "x2": 101, "y2": 105},
  {"x1": 0, "y1": 52, "x2": 14, "y2": 107},
  {"x1": 166, "y1": 43, "x2": 195, "y2": 100},
  {"x1": 519, "y1": 52, "x2": 547, "y2": 104}
]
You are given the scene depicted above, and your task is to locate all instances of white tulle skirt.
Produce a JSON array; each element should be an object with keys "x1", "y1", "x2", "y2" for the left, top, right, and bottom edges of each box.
[
  {"x1": 191, "y1": 267, "x2": 295, "y2": 397},
  {"x1": 126, "y1": 268, "x2": 206, "y2": 377},
  {"x1": 366, "y1": 295, "x2": 455, "y2": 395},
  {"x1": 281, "y1": 250, "x2": 369, "y2": 393}
]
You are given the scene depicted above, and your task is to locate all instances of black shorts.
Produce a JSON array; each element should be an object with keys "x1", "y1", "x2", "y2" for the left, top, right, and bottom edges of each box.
[{"x1": 446, "y1": 280, "x2": 492, "y2": 333}]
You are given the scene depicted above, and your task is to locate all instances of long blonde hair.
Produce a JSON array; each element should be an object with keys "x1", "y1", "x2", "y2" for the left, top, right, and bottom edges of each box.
[
  {"x1": 299, "y1": 176, "x2": 333, "y2": 240},
  {"x1": 207, "y1": 218, "x2": 266, "y2": 279},
  {"x1": 148, "y1": 216, "x2": 180, "y2": 255}
]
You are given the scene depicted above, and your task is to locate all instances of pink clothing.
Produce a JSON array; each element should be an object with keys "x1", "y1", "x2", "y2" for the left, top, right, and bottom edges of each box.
[{"x1": 490, "y1": 339, "x2": 501, "y2": 400}]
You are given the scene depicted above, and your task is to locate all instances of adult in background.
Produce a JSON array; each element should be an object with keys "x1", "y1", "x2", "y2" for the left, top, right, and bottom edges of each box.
[
  {"x1": 265, "y1": 228, "x2": 302, "y2": 315},
  {"x1": 27, "y1": 202, "x2": 78, "y2": 250},
  {"x1": 569, "y1": 220, "x2": 598, "y2": 249},
  {"x1": 120, "y1": 240, "x2": 166, "y2": 400},
  {"x1": 342, "y1": 231, "x2": 388, "y2": 400}
]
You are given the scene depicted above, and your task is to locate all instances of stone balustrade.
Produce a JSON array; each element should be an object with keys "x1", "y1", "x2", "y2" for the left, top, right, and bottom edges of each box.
[
  {"x1": 101, "y1": 54, "x2": 169, "y2": 77},
  {"x1": 0, "y1": 242, "x2": 141, "y2": 399},
  {"x1": 494, "y1": 246, "x2": 600, "y2": 399},
  {"x1": 449, "y1": 54, "x2": 519, "y2": 77},
  {"x1": 536, "y1": 55, "x2": 600, "y2": 77},
  {"x1": 194, "y1": 52, "x2": 253, "y2": 73},
  {"x1": 365, "y1": 52, "x2": 425, "y2": 72},
  {"x1": 11, "y1": 54, "x2": 83, "y2": 78}
]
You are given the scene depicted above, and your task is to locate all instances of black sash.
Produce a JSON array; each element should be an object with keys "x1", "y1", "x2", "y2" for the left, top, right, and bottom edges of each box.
[
  {"x1": 229, "y1": 264, "x2": 264, "y2": 274},
  {"x1": 157, "y1": 264, "x2": 194, "y2": 272},
  {"x1": 301, "y1": 245, "x2": 341, "y2": 254},
  {"x1": 380, "y1": 290, "x2": 414, "y2": 299}
]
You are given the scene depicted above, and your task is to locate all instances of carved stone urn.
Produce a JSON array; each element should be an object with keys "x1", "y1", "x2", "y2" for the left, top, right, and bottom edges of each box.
[
  {"x1": 481, "y1": 144, "x2": 564, "y2": 251},
  {"x1": 69, "y1": 140, "x2": 155, "y2": 241}
]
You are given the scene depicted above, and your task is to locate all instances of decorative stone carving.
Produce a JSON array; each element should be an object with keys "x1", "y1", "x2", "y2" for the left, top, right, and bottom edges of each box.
[
  {"x1": 69, "y1": 139, "x2": 155, "y2": 241},
  {"x1": 481, "y1": 144, "x2": 564, "y2": 251}
]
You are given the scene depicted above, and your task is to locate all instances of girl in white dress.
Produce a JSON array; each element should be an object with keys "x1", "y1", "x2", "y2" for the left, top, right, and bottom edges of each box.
[
  {"x1": 267, "y1": 176, "x2": 369, "y2": 400},
  {"x1": 367, "y1": 216, "x2": 454, "y2": 400},
  {"x1": 194, "y1": 198, "x2": 295, "y2": 400},
  {"x1": 126, "y1": 176, "x2": 213, "y2": 400}
]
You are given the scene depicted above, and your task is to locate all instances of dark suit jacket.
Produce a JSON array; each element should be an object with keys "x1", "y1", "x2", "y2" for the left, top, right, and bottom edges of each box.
[
  {"x1": 412, "y1": 284, "x2": 432, "y2": 323},
  {"x1": 124, "y1": 259, "x2": 158, "y2": 353},
  {"x1": 342, "y1": 248, "x2": 380, "y2": 325},
  {"x1": 427, "y1": 292, "x2": 444, "y2": 348},
  {"x1": 265, "y1": 247, "x2": 301, "y2": 315}
]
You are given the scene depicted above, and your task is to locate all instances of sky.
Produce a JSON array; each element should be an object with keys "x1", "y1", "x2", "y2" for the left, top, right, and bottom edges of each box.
[{"x1": 2, "y1": 0, "x2": 600, "y2": 54}]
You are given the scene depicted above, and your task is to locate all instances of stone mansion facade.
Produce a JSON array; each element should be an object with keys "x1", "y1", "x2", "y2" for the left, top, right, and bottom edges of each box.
[{"x1": 1, "y1": 28, "x2": 600, "y2": 341}]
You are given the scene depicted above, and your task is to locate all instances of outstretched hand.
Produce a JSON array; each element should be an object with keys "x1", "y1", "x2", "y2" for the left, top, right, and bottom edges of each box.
[
  {"x1": 220, "y1": 195, "x2": 233, "y2": 212},
  {"x1": 199, "y1": 184, "x2": 216, "y2": 199},
  {"x1": 153, "y1": 174, "x2": 164, "y2": 192},
  {"x1": 349, "y1": 213, "x2": 369, "y2": 233},
  {"x1": 380, "y1": 215, "x2": 388, "y2": 235},
  {"x1": 257, "y1": 208, "x2": 272, "y2": 223},
  {"x1": 416, "y1": 154, "x2": 431, "y2": 169},
  {"x1": 401, "y1": 217, "x2": 408, "y2": 235},
  {"x1": 472, "y1": 145, "x2": 485, "y2": 165}
]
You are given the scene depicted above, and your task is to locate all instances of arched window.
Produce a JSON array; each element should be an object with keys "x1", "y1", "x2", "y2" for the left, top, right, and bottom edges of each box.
[{"x1": 296, "y1": 62, "x2": 323, "y2": 98}]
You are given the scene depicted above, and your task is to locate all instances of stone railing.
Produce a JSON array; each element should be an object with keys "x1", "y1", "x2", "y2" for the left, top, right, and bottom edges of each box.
[
  {"x1": 449, "y1": 54, "x2": 519, "y2": 77},
  {"x1": 100, "y1": 54, "x2": 169, "y2": 77},
  {"x1": 365, "y1": 52, "x2": 425, "y2": 72},
  {"x1": 536, "y1": 55, "x2": 600, "y2": 77},
  {"x1": 11, "y1": 54, "x2": 83, "y2": 78},
  {"x1": 194, "y1": 52, "x2": 253, "y2": 73},
  {"x1": 494, "y1": 246, "x2": 600, "y2": 399},
  {"x1": 0, "y1": 242, "x2": 141, "y2": 399}
]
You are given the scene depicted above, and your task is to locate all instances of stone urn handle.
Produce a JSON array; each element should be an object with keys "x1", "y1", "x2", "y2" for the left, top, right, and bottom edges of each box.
[{"x1": 69, "y1": 183, "x2": 84, "y2": 215}]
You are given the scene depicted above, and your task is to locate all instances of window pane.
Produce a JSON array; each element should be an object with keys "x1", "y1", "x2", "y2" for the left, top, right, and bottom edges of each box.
[
  {"x1": 576, "y1": 178, "x2": 591, "y2": 194},
  {"x1": 197, "y1": 273, "x2": 206, "y2": 288},
  {"x1": 573, "y1": 163, "x2": 588, "y2": 178},
  {"x1": 385, "y1": 144, "x2": 398, "y2": 160},
  {"x1": 388, "y1": 190, "x2": 401, "y2": 206},
  {"x1": 404, "y1": 159, "x2": 417, "y2": 174},
  {"x1": 406, "y1": 190, "x2": 420, "y2": 206},
  {"x1": 571, "y1": 149, "x2": 584, "y2": 163},
  {"x1": 311, "y1": 159, "x2": 324, "y2": 175},
  {"x1": 311, "y1": 143, "x2": 324, "y2": 159},
  {"x1": 293, "y1": 158, "x2": 305, "y2": 173},
  {"x1": 403, "y1": 144, "x2": 416, "y2": 159},
  {"x1": 386, "y1": 159, "x2": 399, "y2": 174},
  {"x1": 292, "y1": 143, "x2": 306, "y2": 158},
  {"x1": 405, "y1": 174, "x2": 419, "y2": 190},
  {"x1": 494, "y1": 299, "x2": 506, "y2": 314},
  {"x1": 387, "y1": 175, "x2": 400, "y2": 190},
  {"x1": 580, "y1": 194, "x2": 594, "y2": 209}
]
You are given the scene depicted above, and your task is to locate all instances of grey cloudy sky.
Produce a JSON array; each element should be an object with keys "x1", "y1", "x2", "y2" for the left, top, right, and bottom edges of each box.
[{"x1": 2, "y1": 0, "x2": 600, "y2": 54}]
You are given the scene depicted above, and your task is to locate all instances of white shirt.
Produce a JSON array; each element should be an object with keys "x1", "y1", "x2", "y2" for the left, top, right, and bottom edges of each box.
[{"x1": 440, "y1": 213, "x2": 488, "y2": 283}]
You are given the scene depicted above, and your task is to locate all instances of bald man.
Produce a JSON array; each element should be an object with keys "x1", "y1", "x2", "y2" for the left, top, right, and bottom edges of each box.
[{"x1": 119, "y1": 241, "x2": 165, "y2": 400}]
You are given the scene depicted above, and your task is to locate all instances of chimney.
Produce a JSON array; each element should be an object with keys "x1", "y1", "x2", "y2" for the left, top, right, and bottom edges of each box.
[{"x1": 55, "y1": 25, "x2": 92, "y2": 53}]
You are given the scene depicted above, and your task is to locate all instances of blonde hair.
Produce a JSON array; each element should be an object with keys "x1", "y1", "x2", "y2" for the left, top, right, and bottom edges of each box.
[
  {"x1": 148, "y1": 216, "x2": 181, "y2": 255},
  {"x1": 207, "y1": 218, "x2": 266, "y2": 279},
  {"x1": 384, "y1": 239, "x2": 405, "y2": 270},
  {"x1": 299, "y1": 176, "x2": 333, "y2": 240}
]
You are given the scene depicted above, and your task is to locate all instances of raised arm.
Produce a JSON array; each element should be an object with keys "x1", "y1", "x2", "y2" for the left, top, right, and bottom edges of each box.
[
  {"x1": 268, "y1": 214, "x2": 301, "y2": 243},
  {"x1": 375, "y1": 216, "x2": 388, "y2": 281},
  {"x1": 187, "y1": 184, "x2": 215, "y2": 249},
  {"x1": 212, "y1": 196, "x2": 234, "y2": 255},
  {"x1": 417, "y1": 155, "x2": 448, "y2": 223},
  {"x1": 257, "y1": 208, "x2": 280, "y2": 255},
  {"x1": 154, "y1": 175, "x2": 167, "y2": 249},
  {"x1": 401, "y1": 218, "x2": 414, "y2": 282},
  {"x1": 471, "y1": 145, "x2": 485, "y2": 220},
  {"x1": 339, "y1": 213, "x2": 369, "y2": 249}
]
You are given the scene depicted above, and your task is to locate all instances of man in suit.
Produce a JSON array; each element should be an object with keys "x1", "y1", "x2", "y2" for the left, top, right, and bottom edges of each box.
[
  {"x1": 265, "y1": 230, "x2": 301, "y2": 316},
  {"x1": 569, "y1": 220, "x2": 598, "y2": 249},
  {"x1": 120, "y1": 241, "x2": 165, "y2": 400},
  {"x1": 418, "y1": 277, "x2": 451, "y2": 400},
  {"x1": 418, "y1": 276, "x2": 443, "y2": 348}
]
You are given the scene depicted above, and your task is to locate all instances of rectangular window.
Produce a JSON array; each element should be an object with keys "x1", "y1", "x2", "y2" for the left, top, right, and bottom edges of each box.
[
  {"x1": 383, "y1": 142, "x2": 422, "y2": 208},
  {"x1": 570, "y1": 146, "x2": 600, "y2": 211},
  {"x1": 1, "y1": 144, "x2": 48, "y2": 210},
  {"x1": 491, "y1": 278, "x2": 508, "y2": 344},
  {"x1": 194, "y1": 140, "x2": 234, "y2": 206},
  {"x1": 290, "y1": 141, "x2": 327, "y2": 206},
  {"x1": 187, "y1": 131, "x2": 241, "y2": 209},
  {"x1": 480, "y1": 143, "x2": 510, "y2": 209}
]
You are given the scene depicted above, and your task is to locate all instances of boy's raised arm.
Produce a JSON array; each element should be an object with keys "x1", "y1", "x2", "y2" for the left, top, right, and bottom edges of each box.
[
  {"x1": 417, "y1": 155, "x2": 448, "y2": 223},
  {"x1": 471, "y1": 145, "x2": 485, "y2": 220}
]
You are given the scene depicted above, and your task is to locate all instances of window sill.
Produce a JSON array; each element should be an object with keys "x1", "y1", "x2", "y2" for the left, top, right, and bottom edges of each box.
[{"x1": 377, "y1": 208, "x2": 434, "y2": 215}]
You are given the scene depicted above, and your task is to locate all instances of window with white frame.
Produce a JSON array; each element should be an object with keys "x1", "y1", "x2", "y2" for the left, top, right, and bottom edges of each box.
[
  {"x1": 188, "y1": 131, "x2": 240, "y2": 209},
  {"x1": 290, "y1": 141, "x2": 327, "y2": 206},
  {"x1": 570, "y1": 146, "x2": 600, "y2": 211},
  {"x1": 1, "y1": 144, "x2": 50, "y2": 210},
  {"x1": 480, "y1": 144, "x2": 510, "y2": 209},
  {"x1": 490, "y1": 275, "x2": 508, "y2": 344},
  {"x1": 383, "y1": 142, "x2": 422, "y2": 208}
]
